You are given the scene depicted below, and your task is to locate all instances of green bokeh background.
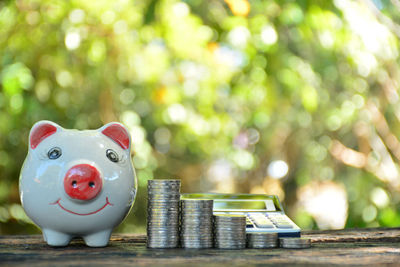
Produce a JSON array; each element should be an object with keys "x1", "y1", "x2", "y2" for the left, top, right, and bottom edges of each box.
[{"x1": 1, "y1": 0, "x2": 400, "y2": 234}]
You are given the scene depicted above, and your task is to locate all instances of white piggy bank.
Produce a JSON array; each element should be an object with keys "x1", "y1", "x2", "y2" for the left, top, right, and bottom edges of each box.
[{"x1": 19, "y1": 121, "x2": 137, "y2": 247}]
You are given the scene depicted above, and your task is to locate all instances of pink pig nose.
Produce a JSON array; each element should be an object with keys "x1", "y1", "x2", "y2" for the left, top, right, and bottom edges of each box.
[{"x1": 64, "y1": 164, "x2": 102, "y2": 201}]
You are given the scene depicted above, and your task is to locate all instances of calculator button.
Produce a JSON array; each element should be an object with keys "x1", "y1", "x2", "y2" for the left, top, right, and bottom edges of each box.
[
  {"x1": 254, "y1": 222, "x2": 274, "y2": 228},
  {"x1": 275, "y1": 223, "x2": 293, "y2": 228},
  {"x1": 251, "y1": 217, "x2": 275, "y2": 228}
]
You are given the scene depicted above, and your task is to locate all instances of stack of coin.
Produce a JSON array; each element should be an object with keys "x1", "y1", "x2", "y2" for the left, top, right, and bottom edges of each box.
[
  {"x1": 246, "y1": 232, "x2": 278, "y2": 248},
  {"x1": 214, "y1": 214, "x2": 246, "y2": 249},
  {"x1": 180, "y1": 199, "x2": 214, "y2": 249},
  {"x1": 279, "y1": 237, "x2": 311, "y2": 249},
  {"x1": 147, "y1": 179, "x2": 181, "y2": 248}
]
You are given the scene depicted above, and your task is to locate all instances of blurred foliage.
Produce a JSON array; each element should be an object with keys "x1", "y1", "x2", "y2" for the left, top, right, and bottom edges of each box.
[{"x1": 1, "y1": 0, "x2": 400, "y2": 234}]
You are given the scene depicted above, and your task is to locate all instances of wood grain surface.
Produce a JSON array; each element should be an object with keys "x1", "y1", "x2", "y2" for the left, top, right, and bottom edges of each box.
[{"x1": 1, "y1": 228, "x2": 400, "y2": 266}]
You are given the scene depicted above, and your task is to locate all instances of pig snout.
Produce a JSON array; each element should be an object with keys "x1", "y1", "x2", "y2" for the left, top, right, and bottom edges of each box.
[{"x1": 64, "y1": 164, "x2": 102, "y2": 201}]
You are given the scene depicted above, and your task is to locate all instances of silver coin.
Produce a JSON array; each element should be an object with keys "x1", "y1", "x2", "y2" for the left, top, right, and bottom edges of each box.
[
  {"x1": 147, "y1": 215, "x2": 179, "y2": 220},
  {"x1": 147, "y1": 216, "x2": 179, "y2": 221},
  {"x1": 181, "y1": 211, "x2": 212, "y2": 215},
  {"x1": 148, "y1": 219, "x2": 179, "y2": 223},
  {"x1": 215, "y1": 241, "x2": 246, "y2": 245},
  {"x1": 148, "y1": 205, "x2": 180, "y2": 209},
  {"x1": 147, "y1": 189, "x2": 180, "y2": 193},
  {"x1": 214, "y1": 237, "x2": 247, "y2": 242},
  {"x1": 147, "y1": 206, "x2": 180, "y2": 210},
  {"x1": 181, "y1": 209, "x2": 213, "y2": 212},
  {"x1": 247, "y1": 233, "x2": 278, "y2": 238},
  {"x1": 147, "y1": 228, "x2": 179, "y2": 232},
  {"x1": 147, "y1": 245, "x2": 179, "y2": 249},
  {"x1": 215, "y1": 244, "x2": 246, "y2": 249},
  {"x1": 181, "y1": 217, "x2": 213, "y2": 221},
  {"x1": 147, "y1": 238, "x2": 179, "y2": 242},
  {"x1": 181, "y1": 206, "x2": 213, "y2": 210},
  {"x1": 147, "y1": 228, "x2": 179, "y2": 231},
  {"x1": 182, "y1": 242, "x2": 213, "y2": 246},
  {"x1": 148, "y1": 206, "x2": 180, "y2": 210},
  {"x1": 181, "y1": 230, "x2": 213, "y2": 235},
  {"x1": 147, "y1": 243, "x2": 180, "y2": 247},
  {"x1": 148, "y1": 181, "x2": 181, "y2": 187},
  {"x1": 148, "y1": 184, "x2": 180, "y2": 188},
  {"x1": 148, "y1": 179, "x2": 181, "y2": 183},
  {"x1": 147, "y1": 234, "x2": 179, "y2": 238},
  {"x1": 214, "y1": 223, "x2": 246, "y2": 230},
  {"x1": 147, "y1": 214, "x2": 179, "y2": 219},
  {"x1": 147, "y1": 237, "x2": 179, "y2": 241},
  {"x1": 214, "y1": 227, "x2": 246, "y2": 232},
  {"x1": 148, "y1": 201, "x2": 180, "y2": 205},
  {"x1": 148, "y1": 222, "x2": 179, "y2": 226},
  {"x1": 182, "y1": 230, "x2": 211, "y2": 233},
  {"x1": 247, "y1": 232, "x2": 278, "y2": 240},
  {"x1": 148, "y1": 196, "x2": 181, "y2": 200},
  {"x1": 147, "y1": 221, "x2": 179, "y2": 225},
  {"x1": 147, "y1": 214, "x2": 179, "y2": 220},
  {"x1": 147, "y1": 209, "x2": 180, "y2": 213},
  {"x1": 148, "y1": 184, "x2": 180, "y2": 187},
  {"x1": 148, "y1": 190, "x2": 180, "y2": 194},
  {"x1": 147, "y1": 220, "x2": 179, "y2": 224},
  {"x1": 214, "y1": 219, "x2": 246, "y2": 223},
  {"x1": 181, "y1": 244, "x2": 213, "y2": 249},
  {"x1": 181, "y1": 239, "x2": 213, "y2": 244},
  {"x1": 147, "y1": 185, "x2": 181, "y2": 189},
  {"x1": 214, "y1": 214, "x2": 246, "y2": 219},
  {"x1": 215, "y1": 232, "x2": 246, "y2": 236},
  {"x1": 214, "y1": 226, "x2": 246, "y2": 230},
  {"x1": 181, "y1": 234, "x2": 213, "y2": 238},
  {"x1": 279, "y1": 237, "x2": 311, "y2": 249},
  {"x1": 247, "y1": 233, "x2": 278, "y2": 249},
  {"x1": 148, "y1": 198, "x2": 181, "y2": 202},
  {"x1": 182, "y1": 220, "x2": 213, "y2": 224},
  {"x1": 181, "y1": 200, "x2": 213, "y2": 206},
  {"x1": 149, "y1": 195, "x2": 179, "y2": 199},
  {"x1": 147, "y1": 211, "x2": 180, "y2": 215},
  {"x1": 147, "y1": 214, "x2": 179, "y2": 218},
  {"x1": 147, "y1": 233, "x2": 179, "y2": 237},
  {"x1": 181, "y1": 224, "x2": 213, "y2": 229},
  {"x1": 148, "y1": 200, "x2": 180, "y2": 204},
  {"x1": 148, "y1": 199, "x2": 180, "y2": 202},
  {"x1": 181, "y1": 220, "x2": 213, "y2": 224}
]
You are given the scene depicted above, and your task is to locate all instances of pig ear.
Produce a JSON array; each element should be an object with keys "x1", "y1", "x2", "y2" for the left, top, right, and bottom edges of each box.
[
  {"x1": 29, "y1": 121, "x2": 61, "y2": 149},
  {"x1": 100, "y1": 122, "x2": 131, "y2": 150}
]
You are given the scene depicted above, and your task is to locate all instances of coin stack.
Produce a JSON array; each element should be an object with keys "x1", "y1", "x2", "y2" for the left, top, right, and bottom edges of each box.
[
  {"x1": 214, "y1": 214, "x2": 246, "y2": 249},
  {"x1": 279, "y1": 237, "x2": 311, "y2": 249},
  {"x1": 147, "y1": 179, "x2": 181, "y2": 248},
  {"x1": 246, "y1": 232, "x2": 278, "y2": 248},
  {"x1": 180, "y1": 199, "x2": 214, "y2": 249}
]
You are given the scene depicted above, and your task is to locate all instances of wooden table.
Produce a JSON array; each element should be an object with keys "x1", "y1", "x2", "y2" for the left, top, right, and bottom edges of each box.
[{"x1": 1, "y1": 228, "x2": 400, "y2": 266}]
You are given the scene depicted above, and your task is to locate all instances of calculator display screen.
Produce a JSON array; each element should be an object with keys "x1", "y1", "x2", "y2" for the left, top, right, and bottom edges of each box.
[{"x1": 214, "y1": 201, "x2": 268, "y2": 210}]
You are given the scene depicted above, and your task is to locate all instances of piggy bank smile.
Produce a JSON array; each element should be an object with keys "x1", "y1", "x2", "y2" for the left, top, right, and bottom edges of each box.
[
  {"x1": 50, "y1": 197, "x2": 114, "y2": 216},
  {"x1": 19, "y1": 121, "x2": 137, "y2": 247}
]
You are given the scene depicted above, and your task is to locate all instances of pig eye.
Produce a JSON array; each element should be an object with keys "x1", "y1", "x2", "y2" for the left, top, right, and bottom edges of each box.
[
  {"x1": 48, "y1": 147, "x2": 62, "y2": 159},
  {"x1": 106, "y1": 149, "x2": 119, "y2": 163}
]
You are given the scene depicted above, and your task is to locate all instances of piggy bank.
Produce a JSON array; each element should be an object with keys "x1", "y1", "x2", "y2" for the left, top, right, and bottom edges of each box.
[{"x1": 19, "y1": 121, "x2": 137, "y2": 247}]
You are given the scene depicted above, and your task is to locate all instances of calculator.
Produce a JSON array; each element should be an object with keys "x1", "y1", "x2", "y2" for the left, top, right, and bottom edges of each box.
[{"x1": 180, "y1": 193, "x2": 301, "y2": 237}]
